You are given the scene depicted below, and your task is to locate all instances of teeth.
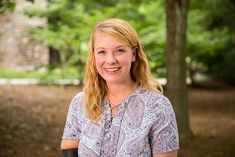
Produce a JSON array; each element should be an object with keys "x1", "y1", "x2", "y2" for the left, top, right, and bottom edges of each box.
[{"x1": 105, "y1": 68, "x2": 119, "y2": 72}]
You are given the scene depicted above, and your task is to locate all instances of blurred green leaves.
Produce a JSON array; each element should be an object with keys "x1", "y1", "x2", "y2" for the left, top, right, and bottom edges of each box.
[
  {"x1": 5, "y1": 0, "x2": 234, "y2": 84},
  {"x1": 0, "y1": 0, "x2": 16, "y2": 13},
  {"x1": 0, "y1": 0, "x2": 34, "y2": 14},
  {"x1": 187, "y1": 0, "x2": 235, "y2": 84}
]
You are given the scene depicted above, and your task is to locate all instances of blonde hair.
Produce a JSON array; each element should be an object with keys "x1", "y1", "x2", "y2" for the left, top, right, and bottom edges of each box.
[{"x1": 83, "y1": 18, "x2": 162, "y2": 121}]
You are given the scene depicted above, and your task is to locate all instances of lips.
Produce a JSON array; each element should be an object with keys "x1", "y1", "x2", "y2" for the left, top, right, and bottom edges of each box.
[{"x1": 104, "y1": 67, "x2": 121, "y2": 73}]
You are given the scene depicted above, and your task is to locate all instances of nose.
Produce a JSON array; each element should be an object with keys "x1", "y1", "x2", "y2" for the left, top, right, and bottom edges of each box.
[{"x1": 106, "y1": 52, "x2": 117, "y2": 64}]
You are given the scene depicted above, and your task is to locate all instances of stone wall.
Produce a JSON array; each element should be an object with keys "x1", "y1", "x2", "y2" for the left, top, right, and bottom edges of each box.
[{"x1": 0, "y1": 0, "x2": 48, "y2": 71}]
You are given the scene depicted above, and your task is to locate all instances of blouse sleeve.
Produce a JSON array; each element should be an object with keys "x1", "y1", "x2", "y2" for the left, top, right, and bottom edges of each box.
[
  {"x1": 150, "y1": 96, "x2": 179, "y2": 154},
  {"x1": 62, "y1": 92, "x2": 84, "y2": 140}
]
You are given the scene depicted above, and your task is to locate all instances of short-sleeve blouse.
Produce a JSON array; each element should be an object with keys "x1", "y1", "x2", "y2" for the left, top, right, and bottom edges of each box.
[{"x1": 62, "y1": 86, "x2": 179, "y2": 157}]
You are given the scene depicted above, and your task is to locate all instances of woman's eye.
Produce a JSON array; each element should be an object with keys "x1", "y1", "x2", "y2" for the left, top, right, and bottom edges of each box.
[
  {"x1": 97, "y1": 51, "x2": 105, "y2": 54},
  {"x1": 116, "y1": 49, "x2": 125, "y2": 53}
]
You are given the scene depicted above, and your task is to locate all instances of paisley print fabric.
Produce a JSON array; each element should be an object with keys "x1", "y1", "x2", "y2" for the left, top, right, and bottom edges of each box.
[
  {"x1": 126, "y1": 95, "x2": 145, "y2": 129},
  {"x1": 62, "y1": 86, "x2": 179, "y2": 156}
]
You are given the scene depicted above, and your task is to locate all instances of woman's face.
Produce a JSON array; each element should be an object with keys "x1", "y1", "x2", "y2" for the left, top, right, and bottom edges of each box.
[{"x1": 94, "y1": 32, "x2": 136, "y2": 85}]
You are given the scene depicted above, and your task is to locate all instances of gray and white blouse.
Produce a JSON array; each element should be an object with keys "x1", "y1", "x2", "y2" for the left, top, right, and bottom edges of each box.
[{"x1": 62, "y1": 86, "x2": 179, "y2": 157}]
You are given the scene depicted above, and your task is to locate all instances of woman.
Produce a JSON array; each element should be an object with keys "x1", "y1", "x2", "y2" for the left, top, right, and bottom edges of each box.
[{"x1": 61, "y1": 18, "x2": 179, "y2": 157}]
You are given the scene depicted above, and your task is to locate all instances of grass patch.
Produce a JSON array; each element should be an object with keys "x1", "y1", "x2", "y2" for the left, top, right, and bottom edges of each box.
[{"x1": 0, "y1": 67, "x2": 81, "y2": 85}]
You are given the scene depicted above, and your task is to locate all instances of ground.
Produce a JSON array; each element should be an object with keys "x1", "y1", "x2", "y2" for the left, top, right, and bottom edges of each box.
[{"x1": 0, "y1": 85, "x2": 235, "y2": 157}]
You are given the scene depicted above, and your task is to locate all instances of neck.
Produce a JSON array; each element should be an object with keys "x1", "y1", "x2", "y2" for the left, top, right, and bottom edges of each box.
[{"x1": 106, "y1": 81, "x2": 138, "y2": 105}]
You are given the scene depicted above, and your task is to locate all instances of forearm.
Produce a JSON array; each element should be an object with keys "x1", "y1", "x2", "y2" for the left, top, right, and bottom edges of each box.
[
  {"x1": 61, "y1": 139, "x2": 79, "y2": 157},
  {"x1": 153, "y1": 150, "x2": 178, "y2": 157}
]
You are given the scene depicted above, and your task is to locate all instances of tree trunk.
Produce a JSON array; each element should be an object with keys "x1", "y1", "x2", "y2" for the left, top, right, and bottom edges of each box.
[{"x1": 166, "y1": 0, "x2": 191, "y2": 139}]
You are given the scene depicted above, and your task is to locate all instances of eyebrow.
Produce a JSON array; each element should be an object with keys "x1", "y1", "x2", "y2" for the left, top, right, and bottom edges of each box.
[
  {"x1": 95, "y1": 45, "x2": 126, "y2": 51},
  {"x1": 115, "y1": 45, "x2": 126, "y2": 49}
]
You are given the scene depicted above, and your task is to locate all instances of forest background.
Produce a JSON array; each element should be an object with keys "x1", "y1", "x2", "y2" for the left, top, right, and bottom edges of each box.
[
  {"x1": 1, "y1": 0, "x2": 235, "y2": 85},
  {"x1": 0, "y1": 0, "x2": 235, "y2": 157}
]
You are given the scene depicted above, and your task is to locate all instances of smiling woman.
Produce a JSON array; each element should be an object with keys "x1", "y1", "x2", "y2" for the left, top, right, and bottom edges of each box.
[
  {"x1": 94, "y1": 32, "x2": 136, "y2": 85},
  {"x1": 61, "y1": 18, "x2": 179, "y2": 157}
]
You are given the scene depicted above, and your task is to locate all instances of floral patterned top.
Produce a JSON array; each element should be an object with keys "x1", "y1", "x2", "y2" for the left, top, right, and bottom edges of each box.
[{"x1": 62, "y1": 86, "x2": 179, "y2": 157}]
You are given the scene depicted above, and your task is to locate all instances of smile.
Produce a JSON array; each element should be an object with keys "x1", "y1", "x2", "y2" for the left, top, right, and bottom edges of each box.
[{"x1": 104, "y1": 67, "x2": 121, "y2": 73}]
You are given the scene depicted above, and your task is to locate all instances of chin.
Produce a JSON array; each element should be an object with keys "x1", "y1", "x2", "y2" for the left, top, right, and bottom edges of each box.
[{"x1": 105, "y1": 78, "x2": 130, "y2": 85}]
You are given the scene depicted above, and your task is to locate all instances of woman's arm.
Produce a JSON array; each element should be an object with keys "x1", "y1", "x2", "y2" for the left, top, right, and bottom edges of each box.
[
  {"x1": 61, "y1": 139, "x2": 79, "y2": 149},
  {"x1": 153, "y1": 150, "x2": 178, "y2": 157}
]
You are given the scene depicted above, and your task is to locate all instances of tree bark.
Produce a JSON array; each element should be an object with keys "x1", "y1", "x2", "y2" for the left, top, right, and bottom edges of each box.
[{"x1": 166, "y1": 0, "x2": 191, "y2": 138}]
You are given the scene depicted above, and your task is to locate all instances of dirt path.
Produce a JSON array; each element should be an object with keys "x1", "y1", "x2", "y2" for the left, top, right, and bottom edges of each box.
[
  {"x1": 0, "y1": 85, "x2": 235, "y2": 157},
  {"x1": 180, "y1": 87, "x2": 235, "y2": 157}
]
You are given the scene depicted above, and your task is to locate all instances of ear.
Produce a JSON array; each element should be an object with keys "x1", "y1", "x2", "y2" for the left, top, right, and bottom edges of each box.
[{"x1": 131, "y1": 47, "x2": 137, "y2": 62}]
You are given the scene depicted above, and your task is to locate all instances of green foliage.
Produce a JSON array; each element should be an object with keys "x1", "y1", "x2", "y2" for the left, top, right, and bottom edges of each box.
[
  {"x1": 0, "y1": 69, "x2": 40, "y2": 78},
  {"x1": 0, "y1": 67, "x2": 80, "y2": 85},
  {"x1": 137, "y1": 1, "x2": 166, "y2": 77},
  {"x1": 21, "y1": 0, "x2": 235, "y2": 84},
  {"x1": 0, "y1": 0, "x2": 34, "y2": 14},
  {"x1": 188, "y1": 0, "x2": 235, "y2": 84},
  {"x1": 24, "y1": 0, "x2": 167, "y2": 80},
  {"x1": 0, "y1": 67, "x2": 78, "y2": 79},
  {"x1": 0, "y1": 0, "x2": 16, "y2": 13}
]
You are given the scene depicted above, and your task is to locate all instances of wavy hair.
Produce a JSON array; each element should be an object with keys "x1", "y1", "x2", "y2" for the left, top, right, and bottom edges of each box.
[{"x1": 83, "y1": 18, "x2": 163, "y2": 121}]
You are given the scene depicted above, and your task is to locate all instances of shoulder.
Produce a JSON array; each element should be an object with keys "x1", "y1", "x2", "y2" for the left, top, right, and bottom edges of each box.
[
  {"x1": 138, "y1": 87, "x2": 173, "y2": 112},
  {"x1": 72, "y1": 91, "x2": 84, "y2": 101},
  {"x1": 68, "y1": 91, "x2": 84, "y2": 112}
]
